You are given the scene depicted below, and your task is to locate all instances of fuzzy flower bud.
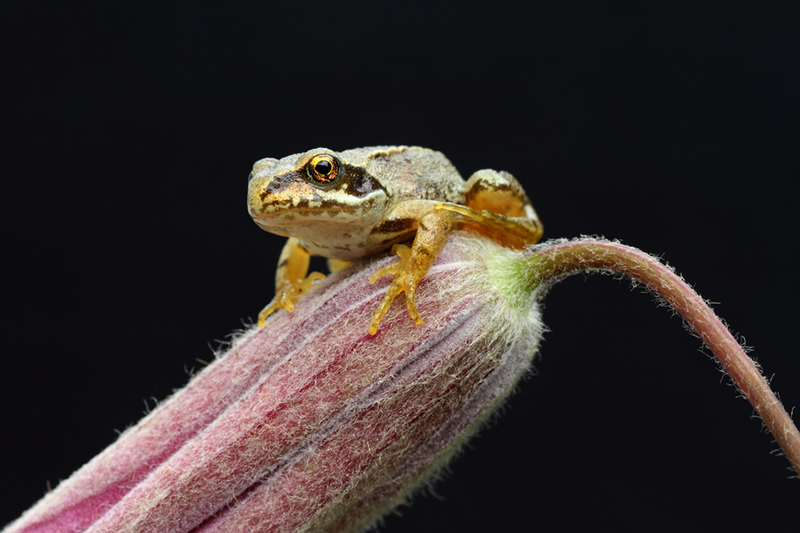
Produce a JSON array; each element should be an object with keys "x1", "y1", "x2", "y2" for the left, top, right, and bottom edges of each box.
[{"x1": 5, "y1": 233, "x2": 543, "y2": 533}]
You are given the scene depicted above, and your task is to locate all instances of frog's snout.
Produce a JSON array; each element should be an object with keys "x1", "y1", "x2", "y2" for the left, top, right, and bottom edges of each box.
[{"x1": 246, "y1": 181, "x2": 268, "y2": 219}]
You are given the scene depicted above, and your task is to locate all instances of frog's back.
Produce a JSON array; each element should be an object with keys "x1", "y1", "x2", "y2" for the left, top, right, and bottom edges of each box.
[{"x1": 342, "y1": 146, "x2": 465, "y2": 204}]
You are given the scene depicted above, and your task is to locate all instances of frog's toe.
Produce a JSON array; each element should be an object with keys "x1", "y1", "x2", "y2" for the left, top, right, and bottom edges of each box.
[
  {"x1": 279, "y1": 290, "x2": 297, "y2": 312},
  {"x1": 403, "y1": 289, "x2": 422, "y2": 325},
  {"x1": 258, "y1": 299, "x2": 282, "y2": 327},
  {"x1": 257, "y1": 288, "x2": 298, "y2": 327},
  {"x1": 370, "y1": 281, "x2": 421, "y2": 335},
  {"x1": 257, "y1": 272, "x2": 326, "y2": 328},
  {"x1": 300, "y1": 271, "x2": 326, "y2": 290},
  {"x1": 369, "y1": 251, "x2": 422, "y2": 335},
  {"x1": 369, "y1": 245, "x2": 412, "y2": 284},
  {"x1": 369, "y1": 283, "x2": 403, "y2": 335},
  {"x1": 369, "y1": 263, "x2": 400, "y2": 284},
  {"x1": 435, "y1": 202, "x2": 541, "y2": 249}
]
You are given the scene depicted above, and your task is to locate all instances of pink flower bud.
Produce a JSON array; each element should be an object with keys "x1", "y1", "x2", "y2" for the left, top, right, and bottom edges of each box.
[{"x1": 5, "y1": 234, "x2": 543, "y2": 533}]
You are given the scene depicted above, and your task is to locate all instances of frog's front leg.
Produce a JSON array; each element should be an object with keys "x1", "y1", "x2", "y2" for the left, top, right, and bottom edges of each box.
[
  {"x1": 368, "y1": 208, "x2": 454, "y2": 335},
  {"x1": 258, "y1": 237, "x2": 325, "y2": 327}
]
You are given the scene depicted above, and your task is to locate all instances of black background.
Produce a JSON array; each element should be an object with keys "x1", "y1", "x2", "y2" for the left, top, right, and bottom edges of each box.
[{"x1": 3, "y1": 2, "x2": 800, "y2": 531}]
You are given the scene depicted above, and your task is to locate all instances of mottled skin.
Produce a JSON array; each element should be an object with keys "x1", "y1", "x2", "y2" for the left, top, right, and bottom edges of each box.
[{"x1": 247, "y1": 146, "x2": 543, "y2": 334}]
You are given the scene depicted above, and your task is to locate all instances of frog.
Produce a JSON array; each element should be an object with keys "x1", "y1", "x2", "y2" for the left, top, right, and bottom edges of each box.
[{"x1": 247, "y1": 146, "x2": 543, "y2": 335}]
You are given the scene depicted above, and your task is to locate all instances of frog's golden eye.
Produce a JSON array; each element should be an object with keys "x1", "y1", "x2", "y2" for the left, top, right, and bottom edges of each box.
[{"x1": 306, "y1": 154, "x2": 340, "y2": 185}]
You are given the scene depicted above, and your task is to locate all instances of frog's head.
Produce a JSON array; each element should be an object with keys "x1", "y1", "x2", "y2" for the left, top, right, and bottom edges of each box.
[{"x1": 247, "y1": 148, "x2": 389, "y2": 238}]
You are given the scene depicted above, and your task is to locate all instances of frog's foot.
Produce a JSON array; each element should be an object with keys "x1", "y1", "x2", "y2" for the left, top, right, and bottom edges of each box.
[
  {"x1": 257, "y1": 271, "x2": 326, "y2": 327},
  {"x1": 368, "y1": 244, "x2": 422, "y2": 335},
  {"x1": 434, "y1": 203, "x2": 541, "y2": 249}
]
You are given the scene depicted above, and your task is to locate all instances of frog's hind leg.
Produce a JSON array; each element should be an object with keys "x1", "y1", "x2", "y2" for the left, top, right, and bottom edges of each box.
[{"x1": 437, "y1": 169, "x2": 543, "y2": 249}]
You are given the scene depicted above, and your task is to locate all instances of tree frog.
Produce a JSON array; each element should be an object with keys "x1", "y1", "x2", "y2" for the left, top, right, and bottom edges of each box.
[{"x1": 247, "y1": 146, "x2": 543, "y2": 335}]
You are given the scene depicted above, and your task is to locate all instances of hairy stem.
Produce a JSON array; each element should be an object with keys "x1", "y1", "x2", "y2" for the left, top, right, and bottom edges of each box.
[{"x1": 526, "y1": 238, "x2": 800, "y2": 476}]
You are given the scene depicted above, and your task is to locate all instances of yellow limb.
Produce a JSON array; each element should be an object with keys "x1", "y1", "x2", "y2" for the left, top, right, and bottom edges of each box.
[
  {"x1": 368, "y1": 209, "x2": 454, "y2": 335},
  {"x1": 327, "y1": 258, "x2": 350, "y2": 273},
  {"x1": 258, "y1": 237, "x2": 325, "y2": 327},
  {"x1": 434, "y1": 203, "x2": 543, "y2": 249}
]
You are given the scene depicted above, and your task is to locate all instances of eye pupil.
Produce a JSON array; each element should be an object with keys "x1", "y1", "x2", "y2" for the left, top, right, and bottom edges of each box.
[{"x1": 315, "y1": 160, "x2": 332, "y2": 175}]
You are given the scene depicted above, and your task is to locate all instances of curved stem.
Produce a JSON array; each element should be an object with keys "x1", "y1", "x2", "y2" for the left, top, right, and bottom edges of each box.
[{"x1": 526, "y1": 238, "x2": 800, "y2": 476}]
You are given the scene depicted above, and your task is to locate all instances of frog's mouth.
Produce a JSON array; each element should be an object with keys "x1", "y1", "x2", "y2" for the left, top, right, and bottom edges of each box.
[
  {"x1": 250, "y1": 218, "x2": 293, "y2": 238},
  {"x1": 250, "y1": 216, "x2": 362, "y2": 253},
  {"x1": 249, "y1": 191, "x2": 385, "y2": 225},
  {"x1": 250, "y1": 207, "x2": 369, "y2": 233}
]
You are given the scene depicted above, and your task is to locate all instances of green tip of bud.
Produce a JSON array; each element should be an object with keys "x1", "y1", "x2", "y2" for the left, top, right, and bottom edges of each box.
[{"x1": 464, "y1": 237, "x2": 541, "y2": 312}]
